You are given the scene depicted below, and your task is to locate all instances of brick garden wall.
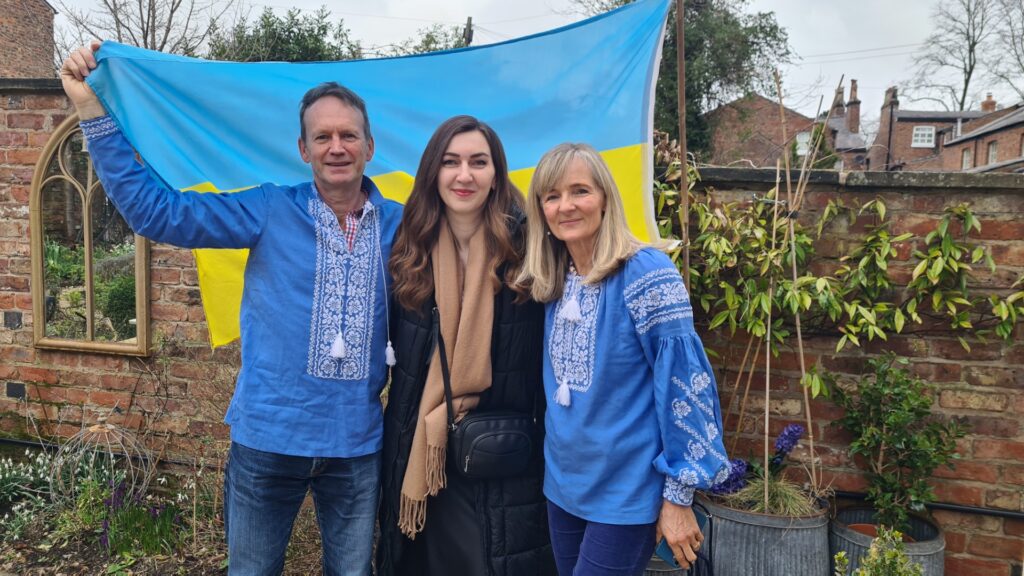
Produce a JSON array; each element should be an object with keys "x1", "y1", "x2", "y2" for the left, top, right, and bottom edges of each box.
[
  {"x1": 0, "y1": 81, "x2": 237, "y2": 459},
  {"x1": 697, "y1": 168, "x2": 1024, "y2": 576},
  {"x1": 1, "y1": 83, "x2": 1023, "y2": 573},
  {"x1": 0, "y1": 0, "x2": 56, "y2": 79}
]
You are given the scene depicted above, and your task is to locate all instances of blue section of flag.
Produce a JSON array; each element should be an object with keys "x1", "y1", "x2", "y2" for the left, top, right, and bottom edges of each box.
[{"x1": 86, "y1": 0, "x2": 670, "y2": 190}]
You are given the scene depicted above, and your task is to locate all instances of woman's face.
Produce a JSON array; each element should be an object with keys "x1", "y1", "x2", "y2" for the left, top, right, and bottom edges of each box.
[
  {"x1": 541, "y1": 157, "x2": 606, "y2": 250},
  {"x1": 437, "y1": 130, "x2": 495, "y2": 220}
]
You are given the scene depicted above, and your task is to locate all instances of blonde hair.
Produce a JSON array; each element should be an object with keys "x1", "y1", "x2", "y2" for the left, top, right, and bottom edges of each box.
[{"x1": 517, "y1": 143, "x2": 642, "y2": 303}]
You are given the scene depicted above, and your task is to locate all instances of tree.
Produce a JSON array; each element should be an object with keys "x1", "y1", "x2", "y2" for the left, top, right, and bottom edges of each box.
[
  {"x1": 54, "y1": 0, "x2": 237, "y2": 57},
  {"x1": 206, "y1": 7, "x2": 362, "y2": 62},
  {"x1": 905, "y1": 0, "x2": 996, "y2": 111},
  {"x1": 570, "y1": 0, "x2": 790, "y2": 160},
  {"x1": 986, "y1": 0, "x2": 1024, "y2": 101},
  {"x1": 386, "y1": 24, "x2": 469, "y2": 57}
]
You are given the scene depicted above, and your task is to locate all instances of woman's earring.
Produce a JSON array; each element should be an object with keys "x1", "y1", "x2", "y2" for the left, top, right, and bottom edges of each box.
[{"x1": 546, "y1": 230, "x2": 552, "y2": 236}]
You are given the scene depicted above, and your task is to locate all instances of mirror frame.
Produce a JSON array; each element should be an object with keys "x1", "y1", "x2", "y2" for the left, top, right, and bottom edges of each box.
[{"x1": 29, "y1": 114, "x2": 151, "y2": 356}]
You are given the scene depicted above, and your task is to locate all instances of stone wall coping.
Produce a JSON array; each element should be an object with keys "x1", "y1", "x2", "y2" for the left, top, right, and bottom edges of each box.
[
  {"x1": 695, "y1": 166, "x2": 1024, "y2": 192},
  {"x1": 0, "y1": 78, "x2": 63, "y2": 92}
]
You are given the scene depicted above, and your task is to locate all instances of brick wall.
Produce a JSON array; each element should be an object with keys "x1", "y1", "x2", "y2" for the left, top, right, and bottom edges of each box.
[
  {"x1": 943, "y1": 123, "x2": 1024, "y2": 171},
  {"x1": 0, "y1": 80, "x2": 236, "y2": 455},
  {"x1": 697, "y1": 168, "x2": 1024, "y2": 575},
  {"x1": 706, "y1": 94, "x2": 815, "y2": 167},
  {"x1": 0, "y1": 0, "x2": 55, "y2": 79}
]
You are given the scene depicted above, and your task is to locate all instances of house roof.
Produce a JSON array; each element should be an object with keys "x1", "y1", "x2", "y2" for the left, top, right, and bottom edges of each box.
[
  {"x1": 825, "y1": 117, "x2": 867, "y2": 150},
  {"x1": 895, "y1": 110, "x2": 986, "y2": 121},
  {"x1": 945, "y1": 106, "x2": 1024, "y2": 145}
]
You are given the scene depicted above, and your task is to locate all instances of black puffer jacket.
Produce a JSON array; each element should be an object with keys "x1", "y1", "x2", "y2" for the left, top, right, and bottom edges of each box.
[{"x1": 376, "y1": 241, "x2": 554, "y2": 576}]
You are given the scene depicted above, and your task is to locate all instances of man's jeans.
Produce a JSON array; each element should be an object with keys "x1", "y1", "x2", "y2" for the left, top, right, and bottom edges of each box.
[{"x1": 224, "y1": 441, "x2": 380, "y2": 576}]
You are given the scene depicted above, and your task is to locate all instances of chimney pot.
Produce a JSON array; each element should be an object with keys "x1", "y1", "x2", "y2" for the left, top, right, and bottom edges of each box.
[{"x1": 981, "y1": 93, "x2": 997, "y2": 113}]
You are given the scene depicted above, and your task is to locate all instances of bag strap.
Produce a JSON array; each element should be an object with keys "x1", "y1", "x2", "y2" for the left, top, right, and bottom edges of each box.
[{"x1": 432, "y1": 307, "x2": 457, "y2": 432}]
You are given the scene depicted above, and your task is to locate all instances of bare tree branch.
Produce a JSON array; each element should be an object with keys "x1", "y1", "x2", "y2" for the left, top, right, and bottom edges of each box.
[
  {"x1": 54, "y1": 0, "x2": 237, "y2": 56},
  {"x1": 905, "y1": 0, "x2": 996, "y2": 110}
]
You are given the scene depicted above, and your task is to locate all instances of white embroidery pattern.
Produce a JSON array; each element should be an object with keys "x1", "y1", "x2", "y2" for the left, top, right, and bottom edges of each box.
[
  {"x1": 625, "y1": 267, "x2": 692, "y2": 334},
  {"x1": 663, "y1": 475, "x2": 696, "y2": 506},
  {"x1": 672, "y1": 398, "x2": 691, "y2": 419},
  {"x1": 306, "y1": 197, "x2": 378, "y2": 380},
  {"x1": 669, "y1": 372, "x2": 729, "y2": 485},
  {"x1": 548, "y1": 273, "x2": 602, "y2": 393}
]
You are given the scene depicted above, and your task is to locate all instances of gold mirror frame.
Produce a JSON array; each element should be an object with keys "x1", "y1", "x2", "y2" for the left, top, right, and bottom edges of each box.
[{"x1": 29, "y1": 114, "x2": 151, "y2": 355}]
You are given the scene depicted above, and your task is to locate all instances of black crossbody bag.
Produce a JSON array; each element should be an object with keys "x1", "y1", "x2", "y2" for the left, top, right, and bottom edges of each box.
[{"x1": 434, "y1": 309, "x2": 538, "y2": 479}]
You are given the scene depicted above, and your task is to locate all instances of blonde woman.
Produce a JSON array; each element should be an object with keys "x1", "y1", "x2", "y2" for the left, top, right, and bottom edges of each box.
[{"x1": 518, "y1": 143, "x2": 729, "y2": 575}]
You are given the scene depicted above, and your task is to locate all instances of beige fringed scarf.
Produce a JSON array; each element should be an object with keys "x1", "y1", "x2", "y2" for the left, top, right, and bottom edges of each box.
[{"x1": 398, "y1": 219, "x2": 494, "y2": 538}]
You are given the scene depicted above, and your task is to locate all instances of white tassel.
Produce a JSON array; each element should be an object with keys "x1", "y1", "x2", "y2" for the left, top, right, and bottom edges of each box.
[
  {"x1": 330, "y1": 332, "x2": 347, "y2": 358},
  {"x1": 385, "y1": 340, "x2": 397, "y2": 366},
  {"x1": 558, "y1": 294, "x2": 582, "y2": 322},
  {"x1": 554, "y1": 381, "x2": 571, "y2": 407}
]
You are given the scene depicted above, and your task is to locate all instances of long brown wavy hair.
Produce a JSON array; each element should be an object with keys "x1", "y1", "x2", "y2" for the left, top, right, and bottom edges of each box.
[{"x1": 390, "y1": 115, "x2": 525, "y2": 312}]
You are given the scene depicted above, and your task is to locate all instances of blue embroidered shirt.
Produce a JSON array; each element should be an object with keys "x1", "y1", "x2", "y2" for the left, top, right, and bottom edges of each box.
[
  {"x1": 543, "y1": 247, "x2": 730, "y2": 524},
  {"x1": 80, "y1": 116, "x2": 403, "y2": 458}
]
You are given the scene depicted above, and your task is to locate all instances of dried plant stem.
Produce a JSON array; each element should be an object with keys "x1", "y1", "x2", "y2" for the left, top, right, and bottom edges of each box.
[
  {"x1": 731, "y1": 337, "x2": 763, "y2": 455},
  {"x1": 723, "y1": 333, "x2": 756, "y2": 431}
]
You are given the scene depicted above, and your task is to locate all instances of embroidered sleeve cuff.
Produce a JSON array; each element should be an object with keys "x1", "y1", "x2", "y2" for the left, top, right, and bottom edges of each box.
[
  {"x1": 663, "y1": 475, "x2": 695, "y2": 506},
  {"x1": 80, "y1": 115, "x2": 119, "y2": 143}
]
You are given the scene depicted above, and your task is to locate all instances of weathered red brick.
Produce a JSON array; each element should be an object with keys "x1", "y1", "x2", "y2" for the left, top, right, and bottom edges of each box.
[
  {"x1": 939, "y1": 389, "x2": 1009, "y2": 411},
  {"x1": 944, "y1": 556, "x2": 1011, "y2": 576},
  {"x1": 24, "y1": 95, "x2": 68, "y2": 110},
  {"x1": 88, "y1": 390, "x2": 130, "y2": 410},
  {"x1": 17, "y1": 366, "x2": 58, "y2": 385},
  {"x1": 974, "y1": 439, "x2": 1024, "y2": 460},
  {"x1": 933, "y1": 482, "x2": 985, "y2": 506},
  {"x1": 967, "y1": 534, "x2": 1024, "y2": 560},
  {"x1": 932, "y1": 460, "x2": 1000, "y2": 483},
  {"x1": 6, "y1": 113, "x2": 44, "y2": 130}
]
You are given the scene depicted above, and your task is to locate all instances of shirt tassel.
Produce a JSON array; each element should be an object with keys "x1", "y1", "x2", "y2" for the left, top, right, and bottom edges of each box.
[
  {"x1": 554, "y1": 380, "x2": 572, "y2": 407},
  {"x1": 330, "y1": 332, "x2": 347, "y2": 358},
  {"x1": 385, "y1": 340, "x2": 397, "y2": 366},
  {"x1": 558, "y1": 294, "x2": 583, "y2": 322}
]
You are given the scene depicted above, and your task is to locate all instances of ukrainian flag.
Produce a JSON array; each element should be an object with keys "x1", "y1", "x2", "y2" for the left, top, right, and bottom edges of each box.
[{"x1": 86, "y1": 0, "x2": 671, "y2": 347}]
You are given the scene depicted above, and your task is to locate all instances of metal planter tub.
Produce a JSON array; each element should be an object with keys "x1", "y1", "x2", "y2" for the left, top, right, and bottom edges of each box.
[
  {"x1": 830, "y1": 507, "x2": 945, "y2": 575},
  {"x1": 696, "y1": 494, "x2": 831, "y2": 576}
]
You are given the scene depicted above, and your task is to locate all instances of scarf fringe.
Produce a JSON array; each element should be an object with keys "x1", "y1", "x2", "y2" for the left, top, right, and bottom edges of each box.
[
  {"x1": 425, "y1": 444, "x2": 447, "y2": 495},
  {"x1": 398, "y1": 493, "x2": 428, "y2": 539}
]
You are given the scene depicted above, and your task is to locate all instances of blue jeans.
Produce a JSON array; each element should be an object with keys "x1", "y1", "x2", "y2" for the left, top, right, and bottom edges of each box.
[
  {"x1": 547, "y1": 501, "x2": 656, "y2": 576},
  {"x1": 224, "y1": 442, "x2": 380, "y2": 576}
]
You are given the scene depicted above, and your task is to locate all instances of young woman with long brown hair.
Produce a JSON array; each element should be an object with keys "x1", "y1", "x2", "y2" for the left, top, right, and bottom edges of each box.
[{"x1": 376, "y1": 116, "x2": 555, "y2": 576}]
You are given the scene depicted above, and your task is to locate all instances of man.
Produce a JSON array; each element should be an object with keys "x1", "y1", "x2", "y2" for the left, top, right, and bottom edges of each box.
[{"x1": 61, "y1": 42, "x2": 402, "y2": 575}]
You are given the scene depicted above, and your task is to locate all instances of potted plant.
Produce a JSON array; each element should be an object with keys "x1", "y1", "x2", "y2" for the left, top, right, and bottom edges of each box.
[
  {"x1": 694, "y1": 423, "x2": 832, "y2": 576},
  {"x1": 833, "y1": 527, "x2": 924, "y2": 576},
  {"x1": 828, "y1": 353, "x2": 966, "y2": 575}
]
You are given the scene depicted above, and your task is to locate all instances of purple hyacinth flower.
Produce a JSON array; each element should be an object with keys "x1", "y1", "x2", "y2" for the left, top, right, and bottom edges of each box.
[{"x1": 774, "y1": 424, "x2": 805, "y2": 456}]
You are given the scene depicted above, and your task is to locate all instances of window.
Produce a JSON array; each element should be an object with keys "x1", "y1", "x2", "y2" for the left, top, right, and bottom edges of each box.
[
  {"x1": 1020, "y1": 134, "x2": 1024, "y2": 157},
  {"x1": 961, "y1": 148, "x2": 972, "y2": 170},
  {"x1": 30, "y1": 115, "x2": 151, "y2": 355},
  {"x1": 987, "y1": 141, "x2": 998, "y2": 165},
  {"x1": 911, "y1": 126, "x2": 935, "y2": 148},
  {"x1": 795, "y1": 132, "x2": 811, "y2": 156}
]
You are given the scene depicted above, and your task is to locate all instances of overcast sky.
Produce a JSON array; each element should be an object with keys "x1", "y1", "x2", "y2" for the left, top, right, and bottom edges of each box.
[{"x1": 57, "y1": 0, "x2": 1020, "y2": 137}]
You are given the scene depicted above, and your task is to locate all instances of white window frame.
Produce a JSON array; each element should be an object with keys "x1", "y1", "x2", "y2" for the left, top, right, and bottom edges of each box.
[
  {"x1": 987, "y1": 140, "x2": 998, "y2": 165},
  {"x1": 961, "y1": 148, "x2": 972, "y2": 170},
  {"x1": 795, "y1": 132, "x2": 811, "y2": 156},
  {"x1": 911, "y1": 126, "x2": 936, "y2": 148}
]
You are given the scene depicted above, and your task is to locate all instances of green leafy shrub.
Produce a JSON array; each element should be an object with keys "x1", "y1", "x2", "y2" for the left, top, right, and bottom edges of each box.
[
  {"x1": 830, "y1": 354, "x2": 966, "y2": 532},
  {"x1": 853, "y1": 527, "x2": 923, "y2": 576},
  {"x1": 99, "y1": 275, "x2": 137, "y2": 339}
]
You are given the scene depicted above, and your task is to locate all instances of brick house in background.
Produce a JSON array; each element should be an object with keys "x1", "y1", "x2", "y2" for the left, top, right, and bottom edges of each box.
[
  {"x1": 705, "y1": 80, "x2": 867, "y2": 170},
  {"x1": 0, "y1": 0, "x2": 56, "y2": 78},
  {"x1": 942, "y1": 104, "x2": 1024, "y2": 173},
  {"x1": 869, "y1": 87, "x2": 1024, "y2": 173}
]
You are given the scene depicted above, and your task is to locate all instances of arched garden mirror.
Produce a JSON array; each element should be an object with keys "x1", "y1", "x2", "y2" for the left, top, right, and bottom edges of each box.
[{"x1": 29, "y1": 114, "x2": 150, "y2": 355}]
